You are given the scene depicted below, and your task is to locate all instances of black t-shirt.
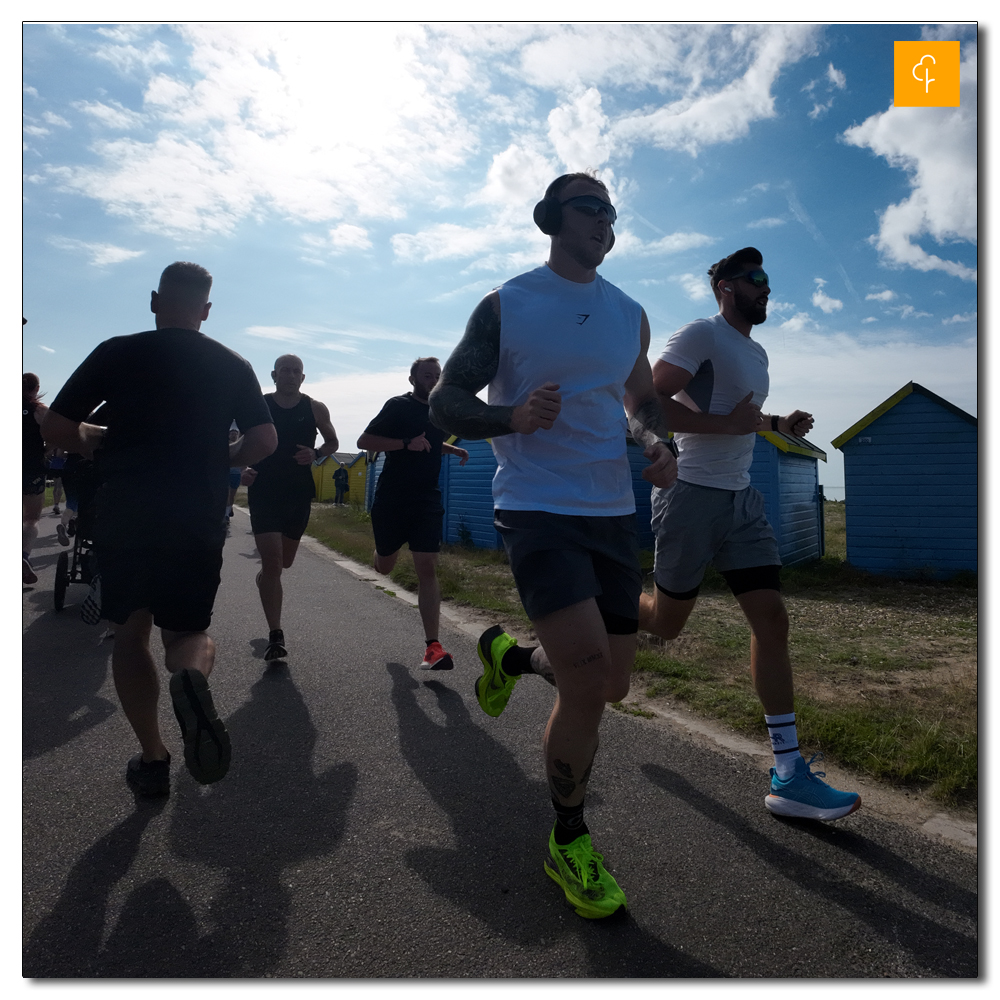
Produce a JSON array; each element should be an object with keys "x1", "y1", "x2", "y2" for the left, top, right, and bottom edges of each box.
[
  {"x1": 364, "y1": 392, "x2": 445, "y2": 494},
  {"x1": 249, "y1": 393, "x2": 317, "y2": 499},
  {"x1": 23, "y1": 400, "x2": 45, "y2": 473},
  {"x1": 50, "y1": 328, "x2": 272, "y2": 549}
]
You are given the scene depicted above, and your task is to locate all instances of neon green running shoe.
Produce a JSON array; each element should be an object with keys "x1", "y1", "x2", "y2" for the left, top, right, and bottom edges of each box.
[
  {"x1": 475, "y1": 625, "x2": 520, "y2": 717},
  {"x1": 544, "y1": 827, "x2": 628, "y2": 919}
]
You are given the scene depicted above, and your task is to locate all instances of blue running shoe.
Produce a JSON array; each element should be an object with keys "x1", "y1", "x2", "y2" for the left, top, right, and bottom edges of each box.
[
  {"x1": 765, "y1": 753, "x2": 861, "y2": 820},
  {"x1": 475, "y1": 625, "x2": 520, "y2": 717}
]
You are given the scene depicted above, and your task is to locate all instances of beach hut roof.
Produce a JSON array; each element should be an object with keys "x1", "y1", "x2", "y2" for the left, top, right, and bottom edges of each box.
[{"x1": 831, "y1": 382, "x2": 977, "y2": 450}]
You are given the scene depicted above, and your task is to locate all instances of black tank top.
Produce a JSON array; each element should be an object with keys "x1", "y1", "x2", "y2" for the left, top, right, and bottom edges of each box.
[
  {"x1": 23, "y1": 399, "x2": 45, "y2": 471},
  {"x1": 251, "y1": 393, "x2": 317, "y2": 494}
]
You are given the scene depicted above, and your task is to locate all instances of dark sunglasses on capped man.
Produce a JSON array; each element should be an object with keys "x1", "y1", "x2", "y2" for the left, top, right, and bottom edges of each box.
[
  {"x1": 729, "y1": 269, "x2": 770, "y2": 288},
  {"x1": 560, "y1": 195, "x2": 617, "y2": 224}
]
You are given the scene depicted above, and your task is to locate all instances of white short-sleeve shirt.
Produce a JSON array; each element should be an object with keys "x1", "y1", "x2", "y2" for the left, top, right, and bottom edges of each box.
[{"x1": 659, "y1": 312, "x2": 769, "y2": 491}]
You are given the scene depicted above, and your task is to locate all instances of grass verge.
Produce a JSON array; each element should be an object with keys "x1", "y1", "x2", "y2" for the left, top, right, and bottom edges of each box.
[{"x1": 301, "y1": 499, "x2": 977, "y2": 809}]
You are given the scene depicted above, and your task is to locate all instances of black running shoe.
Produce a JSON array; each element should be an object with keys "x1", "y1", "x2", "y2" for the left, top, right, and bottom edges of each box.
[
  {"x1": 126, "y1": 753, "x2": 170, "y2": 797},
  {"x1": 264, "y1": 628, "x2": 287, "y2": 661},
  {"x1": 169, "y1": 669, "x2": 231, "y2": 784}
]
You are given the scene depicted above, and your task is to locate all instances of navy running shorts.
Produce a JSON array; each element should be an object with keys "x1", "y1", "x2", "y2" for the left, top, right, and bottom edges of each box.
[{"x1": 494, "y1": 508, "x2": 641, "y2": 627}]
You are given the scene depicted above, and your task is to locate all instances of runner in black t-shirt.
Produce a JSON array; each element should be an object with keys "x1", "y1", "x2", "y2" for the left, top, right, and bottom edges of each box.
[
  {"x1": 42, "y1": 262, "x2": 277, "y2": 799},
  {"x1": 241, "y1": 353, "x2": 339, "y2": 661},
  {"x1": 358, "y1": 357, "x2": 469, "y2": 671}
]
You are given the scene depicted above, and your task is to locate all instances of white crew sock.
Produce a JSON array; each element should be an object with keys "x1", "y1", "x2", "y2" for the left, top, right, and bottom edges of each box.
[{"x1": 765, "y1": 712, "x2": 801, "y2": 778}]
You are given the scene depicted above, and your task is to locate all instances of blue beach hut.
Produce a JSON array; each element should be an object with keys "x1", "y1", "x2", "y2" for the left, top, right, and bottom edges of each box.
[{"x1": 831, "y1": 382, "x2": 977, "y2": 579}]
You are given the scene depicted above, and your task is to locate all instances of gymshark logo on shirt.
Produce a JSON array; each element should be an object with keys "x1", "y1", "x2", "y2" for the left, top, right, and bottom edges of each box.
[{"x1": 575, "y1": 314, "x2": 590, "y2": 325}]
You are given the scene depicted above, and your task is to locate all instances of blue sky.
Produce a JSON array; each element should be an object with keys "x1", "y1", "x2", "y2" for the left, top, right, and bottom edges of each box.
[{"x1": 22, "y1": 20, "x2": 978, "y2": 498}]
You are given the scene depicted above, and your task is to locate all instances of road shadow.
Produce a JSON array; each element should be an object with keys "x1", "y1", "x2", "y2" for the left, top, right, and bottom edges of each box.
[
  {"x1": 774, "y1": 814, "x2": 978, "y2": 921},
  {"x1": 25, "y1": 672, "x2": 358, "y2": 977},
  {"x1": 641, "y1": 763, "x2": 977, "y2": 978},
  {"x1": 22, "y1": 587, "x2": 116, "y2": 759},
  {"x1": 388, "y1": 664, "x2": 722, "y2": 977},
  {"x1": 23, "y1": 801, "x2": 165, "y2": 977}
]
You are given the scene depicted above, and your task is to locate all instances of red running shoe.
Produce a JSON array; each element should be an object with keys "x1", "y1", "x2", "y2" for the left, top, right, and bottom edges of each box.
[{"x1": 420, "y1": 641, "x2": 454, "y2": 671}]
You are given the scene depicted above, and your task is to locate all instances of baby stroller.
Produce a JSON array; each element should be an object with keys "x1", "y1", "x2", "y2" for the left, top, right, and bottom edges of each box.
[{"x1": 53, "y1": 456, "x2": 101, "y2": 613}]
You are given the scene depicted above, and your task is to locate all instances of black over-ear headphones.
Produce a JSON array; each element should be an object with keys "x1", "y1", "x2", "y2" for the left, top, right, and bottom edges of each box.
[{"x1": 532, "y1": 197, "x2": 615, "y2": 251}]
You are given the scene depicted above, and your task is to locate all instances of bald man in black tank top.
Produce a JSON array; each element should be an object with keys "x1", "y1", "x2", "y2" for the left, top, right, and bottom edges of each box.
[{"x1": 243, "y1": 354, "x2": 339, "y2": 661}]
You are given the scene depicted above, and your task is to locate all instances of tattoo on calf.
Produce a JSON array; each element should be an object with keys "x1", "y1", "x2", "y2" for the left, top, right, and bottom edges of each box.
[
  {"x1": 550, "y1": 776, "x2": 576, "y2": 799},
  {"x1": 573, "y1": 650, "x2": 604, "y2": 669},
  {"x1": 554, "y1": 759, "x2": 573, "y2": 778}
]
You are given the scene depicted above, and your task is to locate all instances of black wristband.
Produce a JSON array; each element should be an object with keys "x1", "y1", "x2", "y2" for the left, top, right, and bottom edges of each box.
[
  {"x1": 401, "y1": 438, "x2": 411, "y2": 449},
  {"x1": 770, "y1": 414, "x2": 779, "y2": 432}
]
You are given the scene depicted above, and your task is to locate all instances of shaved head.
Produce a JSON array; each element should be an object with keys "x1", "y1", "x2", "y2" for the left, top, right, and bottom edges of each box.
[{"x1": 157, "y1": 261, "x2": 212, "y2": 306}]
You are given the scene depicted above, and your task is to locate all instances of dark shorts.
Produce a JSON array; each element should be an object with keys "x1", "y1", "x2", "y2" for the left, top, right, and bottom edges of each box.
[
  {"x1": 371, "y1": 489, "x2": 443, "y2": 555},
  {"x1": 23, "y1": 469, "x2": 46, "y2": 496},
  {"x1": 248, "y1": 486, "x2": 312, "y2": 540},
  {"x1": 229, "y1": 468, "x2": 242, "y2": 491},
  {"x1": 494, "y1": 509, "x2": 641, "y2": 631},
  {"x1": 97, "y1": 545, "x2": 223, "y2": 632}
]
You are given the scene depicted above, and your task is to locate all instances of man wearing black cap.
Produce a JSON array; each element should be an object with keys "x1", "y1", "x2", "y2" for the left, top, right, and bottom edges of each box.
[{"x1": 641, "y1": 247, "x2": 861, "y2": 823}]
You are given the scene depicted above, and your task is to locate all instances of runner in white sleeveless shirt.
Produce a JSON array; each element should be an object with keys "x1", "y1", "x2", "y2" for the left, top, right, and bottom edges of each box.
[{"x1": 430, "y1": 173, "x2": 678, "y2": 920}]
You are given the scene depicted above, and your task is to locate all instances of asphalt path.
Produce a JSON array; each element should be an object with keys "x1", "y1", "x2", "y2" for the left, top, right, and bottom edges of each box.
[{"x1": 23, "y1": 508, "x2": 978, "y2": 978}]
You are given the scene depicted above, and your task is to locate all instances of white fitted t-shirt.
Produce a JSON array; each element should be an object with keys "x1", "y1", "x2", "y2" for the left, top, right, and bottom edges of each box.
[
  {"x1": 659, "y1": 312, "x2": 769, "y2": 490},
  {"x1": 490, "y1": 264, "x2": 642, "y2": 515}
]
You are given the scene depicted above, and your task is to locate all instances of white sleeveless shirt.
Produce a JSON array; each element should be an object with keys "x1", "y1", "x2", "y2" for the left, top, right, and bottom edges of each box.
[{"x1": 490, "y1": 264, "x2": 642, "y2": 516}]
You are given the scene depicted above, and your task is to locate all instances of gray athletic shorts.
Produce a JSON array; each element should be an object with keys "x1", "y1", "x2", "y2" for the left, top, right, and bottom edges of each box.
[{"x1": 651, "y1": 480, "x2": 780, "y2": 596}]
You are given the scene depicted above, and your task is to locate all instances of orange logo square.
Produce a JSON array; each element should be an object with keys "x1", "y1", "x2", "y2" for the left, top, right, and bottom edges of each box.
[{"x1": 894, "y1": 41, "x2": 960, "y2": 107}]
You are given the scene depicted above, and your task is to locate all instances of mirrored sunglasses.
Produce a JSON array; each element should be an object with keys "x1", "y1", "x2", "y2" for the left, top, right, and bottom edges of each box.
[
  {"x1": 731, "y1": 269, "x2": 770, "y2": 288},
  {"x1": 560, "y1": 195, "x2": 617, "y2": 224}
]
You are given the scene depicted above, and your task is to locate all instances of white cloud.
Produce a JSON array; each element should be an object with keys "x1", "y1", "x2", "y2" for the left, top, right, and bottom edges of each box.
[
  {"x1": 42, "y1": 112, "x2": 69, "y2": 127},
  {"x1": 49, "y1": 24, "x2": 477, "y2": 237},
  {"x1": 612, "y1": 25, "x2": 820, "y2": 156},
  {"x1": 548, "y1": 88, "x2": 612, "y2": 172},
  {"x1": 612, "y1": 230, "x2": 715, "y2": 257},
  {"x1": 73, "y1": 100, "x2": 145, "y2": 130},
  {"x1": 245, "y1": 325, "x2": 311, "y2": 343},
  {"x1": 47, "y1": 236, "x2": 145, "y2": 266},
  {"x1": 747, "y1": 217, "x2": 785, "y2": 229},
  {"x1": 471, "y1": 144, "x2": 556, "y2": 207},
  {"x1": 841, "y1": 43, "x2": 977, "y2": 281},
  {"x1": 811, "y1": 278, "x2": 843, "y2": 314},
  {"x1": 302, "y1": 224, "x2": 374, "y2": 257},
  {"x1": 865, "y1": 289, "x2": 896, "y2": 302},
  {"x1": 826, "y1": 64, "x2": 846, "y2": 89},
  {"x1": 778, "y1": 311, "x2": 818, "y2": 334},
  {"x1": 40, "y1": 346, "x2": 55, "y2": 353},
  {"x1": 889, "y1": 305, "x2": 932, "y2": 320},
  {"x1": 672, "y1": 272, "x2": 713, "y2": 301},
  {"x1": 808, "y1": 100, "x2": 834, "y2": 120},
  {"x1": 942, "y1": 312, "x2": 977, "y2": 325},
  {"x1": 861, "y1": 317, "x2": 878, "y2": 324}
]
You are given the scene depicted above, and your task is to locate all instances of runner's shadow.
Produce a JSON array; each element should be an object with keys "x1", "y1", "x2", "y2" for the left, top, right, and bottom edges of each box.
[
  {"x1": 160, "y1": 671, "x2": 359, "y2": 977},
  {"x1": 23, "y1": 807, "x2": 161, "y2": 977},
  {"x1": 388, "y1": 664, "x2": 722, "y2": 977},
  {"x1": 22, "y1": 590, "x2": 116, "y2": 759},
  {"x1": 641, "y1": 763, "x2": 977, "y2": 978},
  {"x1": 27, "y1": 672, "x2": 358, "y2": 977},
  {"x1": 773, "y1": 815, "x2": 978, "y2": 920}
]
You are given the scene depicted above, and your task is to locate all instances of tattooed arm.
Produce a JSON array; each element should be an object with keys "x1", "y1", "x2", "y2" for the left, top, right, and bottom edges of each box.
[
  {"x1": 429, "y1": 292, "x2": 562, "y2": 440},
  {"x1": 623, "y1": 309, "x2": 679, "y2": 489}
]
